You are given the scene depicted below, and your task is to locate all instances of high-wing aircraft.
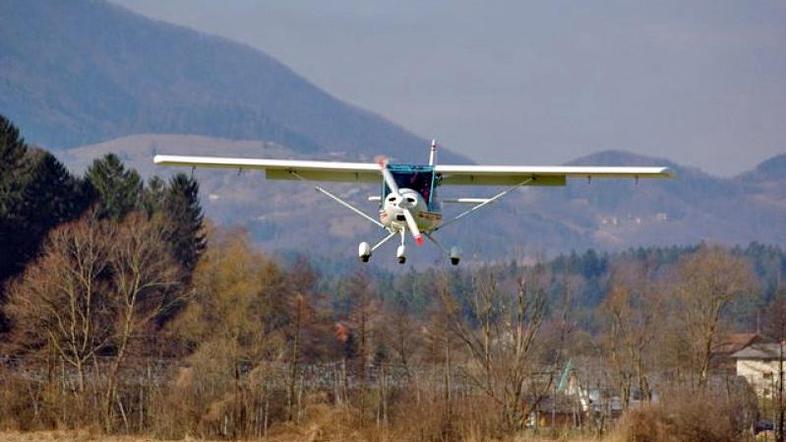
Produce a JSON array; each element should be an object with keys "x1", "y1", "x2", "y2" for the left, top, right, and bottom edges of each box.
[{"x1": 154, "y1": 141, "x2": 673, "y2": 265}]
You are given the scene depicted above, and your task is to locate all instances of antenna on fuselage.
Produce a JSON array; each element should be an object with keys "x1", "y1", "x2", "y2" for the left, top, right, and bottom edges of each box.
[{"x1": 429, "y1": 139, "x2": 437, "y2": 166}]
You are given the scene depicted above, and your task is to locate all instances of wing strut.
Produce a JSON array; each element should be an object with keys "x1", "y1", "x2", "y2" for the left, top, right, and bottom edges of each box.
[
  {"x1": 436, "y1": 177, "x2": 533, "y2": 231},
  {"x1": 289, "y1": 171, "x2": 384, "y2": 228},
  {"x1": 372, "y1": 231, "x2": 398, "y2": 252}
]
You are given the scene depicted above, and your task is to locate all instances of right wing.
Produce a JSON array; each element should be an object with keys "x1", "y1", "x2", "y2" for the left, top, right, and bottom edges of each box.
[
  {"x1": 153, "y1": 155, "x2": 381, "y2": 183},
  {"x1": 434, "y1": 164, "x2": 674, "y2": 186}
]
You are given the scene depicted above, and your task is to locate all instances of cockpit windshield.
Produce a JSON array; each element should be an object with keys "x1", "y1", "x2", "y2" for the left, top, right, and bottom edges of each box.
[{"x1": 382, "y1": 165, "x2": 436, "y2": 207}]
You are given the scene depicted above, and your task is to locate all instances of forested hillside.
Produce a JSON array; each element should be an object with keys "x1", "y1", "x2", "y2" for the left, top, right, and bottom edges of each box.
[{"x1": 0, "y1": 0, "x2": 468, "y2": 164}]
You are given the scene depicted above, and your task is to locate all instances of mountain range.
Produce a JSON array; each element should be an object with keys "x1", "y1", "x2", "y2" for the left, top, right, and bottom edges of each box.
[
  {"x1": 60, "y1": 134, "x2": 786, "y2": 263},
  {"x1": 0, "y1": 0, "x2": 467, "y2": 164},
  {"x1": 2, "y1": 0, "x2": 784, "y2": 263}
]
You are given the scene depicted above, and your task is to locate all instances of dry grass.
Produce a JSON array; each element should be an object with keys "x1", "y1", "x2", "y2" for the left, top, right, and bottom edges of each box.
[
  {"x1": 0, "y1": 432, "x2": 603, "y2": 442},
  {"x1": 0, "y1": 430, "x2": 169, "y2": 441}
]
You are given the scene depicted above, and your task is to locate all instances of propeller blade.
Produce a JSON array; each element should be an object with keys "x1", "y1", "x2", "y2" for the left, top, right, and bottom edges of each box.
[
  {"x1": 377, "y1": 157, "x2": 399, "y2": 194},
  {"x1": 402, "y1": 209, "x2": 424, "y2": 246}
]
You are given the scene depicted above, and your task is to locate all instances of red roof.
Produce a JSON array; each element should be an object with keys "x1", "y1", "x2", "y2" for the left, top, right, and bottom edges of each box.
[{"x1": 713, "y1": 333, "x2": 771, "y2": 355}]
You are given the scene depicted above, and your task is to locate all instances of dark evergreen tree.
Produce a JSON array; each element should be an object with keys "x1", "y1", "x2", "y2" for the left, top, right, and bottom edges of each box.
[
  {"x1": 2, "y1": 151, "x2": 91, "y2": 276},
  {"x1": 0, "y1": 115, "x2": 30, "y2": 297},
  {"x1": 20, "y1": 151, "x2": 93, "y2": 246},
  {"x1": 163, "y1": 173, "x2": 206, "y2": 272},
  {"x1": 0, "y1": 116, "x2": 27, "y2": 175},
  {"x1": 0, "y1": 115, "x2": 30, "y2": 221},
  {"x1": 0, "y1": 119, "x2": 91, "y2": 331},
  {"x1": 141, "y1": 175, "x2": 166, "y2": 217},
  {"x1": 85, "y1": 153, "x2": 142, "y2": 220}
]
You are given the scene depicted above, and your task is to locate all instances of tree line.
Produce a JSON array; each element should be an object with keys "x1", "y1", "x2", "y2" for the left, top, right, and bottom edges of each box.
[{"x1": 0, "y1": 115, "x2": 205, "y2": 329}]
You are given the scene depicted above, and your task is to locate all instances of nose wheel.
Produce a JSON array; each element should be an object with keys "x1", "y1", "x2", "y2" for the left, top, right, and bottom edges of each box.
[
  {"x1": 397, "y1": 244, "x2": 406, "y2": 264},
  {"x1": 449, "y1": 246, "x2": 461, "y2": 266}
]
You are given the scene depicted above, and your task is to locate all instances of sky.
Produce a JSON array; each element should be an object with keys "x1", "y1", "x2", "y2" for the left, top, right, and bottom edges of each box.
[{"x1": 110, "y1": 0, "x2": 786, "y2": 176}]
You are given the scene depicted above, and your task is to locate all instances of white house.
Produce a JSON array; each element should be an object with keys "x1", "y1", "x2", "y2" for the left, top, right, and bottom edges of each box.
[{"x1": 732, "y1": 342, "x2": 785, "y2": 398}]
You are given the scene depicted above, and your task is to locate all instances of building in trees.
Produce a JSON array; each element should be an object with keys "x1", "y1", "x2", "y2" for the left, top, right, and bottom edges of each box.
[{"x1": 732, "y1": 340, "x2": 786, "y2": 400}]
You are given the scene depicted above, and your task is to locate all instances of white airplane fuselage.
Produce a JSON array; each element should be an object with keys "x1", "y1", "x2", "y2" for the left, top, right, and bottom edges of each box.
[{"x1": 379, "y1": 187, "x2": 442, "y2": 233}]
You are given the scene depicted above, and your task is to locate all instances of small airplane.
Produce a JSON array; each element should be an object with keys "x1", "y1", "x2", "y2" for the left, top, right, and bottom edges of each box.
[{"x1": 154, "y1": 141, "x2": 673, "y2": 265}]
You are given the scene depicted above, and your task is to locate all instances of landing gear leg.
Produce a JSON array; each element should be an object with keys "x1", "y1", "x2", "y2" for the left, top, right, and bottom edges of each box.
[
  {"x1": 425, "y1": 233, "x2": 461, "y2": 266},
  {"x1": 358, "y1": 231, "x2": 398, "y2": 263},
  {"x1": 397, "y1": 230, "x2": 406, "y2": 264}
]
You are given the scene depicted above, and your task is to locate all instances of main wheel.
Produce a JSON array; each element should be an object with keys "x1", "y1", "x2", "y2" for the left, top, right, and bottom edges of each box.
[
  {"x1": 398, "y1": 256, "x2": 406, "y2": 264},
  {"x1": 358, "y1": 242, "x2": 372, "y2": 262},
  {"x1": 449, "y1": 247, "x2": 461, "y2": 266}
]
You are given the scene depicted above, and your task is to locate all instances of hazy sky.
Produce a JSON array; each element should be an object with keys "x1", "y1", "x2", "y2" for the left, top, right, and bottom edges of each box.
[{"x1": 111, "y1": 0, "x2": 786, "y2": 176}]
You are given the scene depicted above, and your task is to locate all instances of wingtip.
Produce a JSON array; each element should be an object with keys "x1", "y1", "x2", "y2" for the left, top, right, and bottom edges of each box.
[{"x1": 415, "y1": 235, "x2": 425, "y2": 246}]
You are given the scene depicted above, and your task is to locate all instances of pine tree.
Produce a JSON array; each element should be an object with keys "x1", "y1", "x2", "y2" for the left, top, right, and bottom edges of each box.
[
  {"x1": 0, "y1": 115, "x2": 27, "y2": 174},
  {"x1": 141, "y1": 175, "x2": 166, "y2": 216},
  {"x1": 20, "y1": 150, "x2": 93, "y2": 247},
  {"x1": 0, "y1": 115, "x2": 30, "y2": 217},
  {"x1": 85, "y1": 153, "x2": 142, "y2": 220},
  {"x1": 0, "y1": 116, "x2": 30, "y2": 311},
  {"x1": 163, "y1": 173, "x2": 206, "y2": 272},
  {"x1": 0, "y1": 128, "x2": 91, "y2": 330},
  {"x1": 3, "y1": 151, "x2": 91, "y2": 271}
]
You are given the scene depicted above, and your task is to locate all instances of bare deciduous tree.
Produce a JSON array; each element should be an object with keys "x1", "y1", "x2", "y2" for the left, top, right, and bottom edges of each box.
[
  {"x1": 675, "y1": 245, "x2": 758, "y2": 388},
  {"x1": 8, "y1": 210, "x2": 185, "y2": 430},
  {"x1": 7, "y1": 213, "x2": 114, "y2": 393},
  {"x1": 103, "y1": 212, "x2": 182, "y2": 429},
  {"x1": 599, "y1": 261, "x2": 662, "y2": 408},
  {"x1": 437, "y1": 266, "x2": 550, "y2": 432}
]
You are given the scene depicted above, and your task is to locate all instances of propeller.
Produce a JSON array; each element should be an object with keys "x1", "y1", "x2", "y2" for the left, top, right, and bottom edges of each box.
[
  {"x1": 402, "y1": 208, "x2": 424, "y2": 246},
  {"x1": 378, "y1": 157, "x2": 424, "y2": 246}
]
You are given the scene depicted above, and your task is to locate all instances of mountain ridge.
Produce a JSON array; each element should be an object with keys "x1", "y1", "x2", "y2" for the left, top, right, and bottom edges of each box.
[
  {"x1": 2, "y1": 0, "x2": 784, "y2": 260},
  {"x1": 0, "y1": 0, "x2": 469, "y2": 164}
]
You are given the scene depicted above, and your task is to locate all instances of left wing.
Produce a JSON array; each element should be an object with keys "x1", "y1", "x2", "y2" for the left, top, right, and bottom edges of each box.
[
  {"x1": 153, "y1": 155, "x2": 380, "y2": 183},
  {"x1": 434, "y1": 165, "x2": 674, "y2": 186}
]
